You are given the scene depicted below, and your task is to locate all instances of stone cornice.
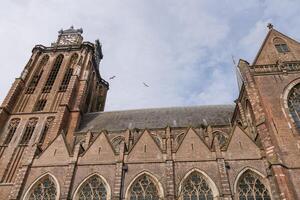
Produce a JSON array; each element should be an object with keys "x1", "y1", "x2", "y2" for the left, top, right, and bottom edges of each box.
[{"x1": 250, "y1": 61, "x2": 300, "y2": 75}]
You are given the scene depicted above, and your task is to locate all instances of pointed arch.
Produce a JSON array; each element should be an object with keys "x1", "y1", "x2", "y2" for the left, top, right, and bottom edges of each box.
[
  {"x1": 282, "y1": 78, "x2": 300, "y2": 132},
  {"x1": 59, "y1": 53, "x2": 78, "y2": 91},
  {"x1": 125, "y1": 171, "x2": 164, "y2": 200},
  {"x1": 23, "y1": 172, "x2": 60, "y2": 200},
  {"x1": 178, "y1": 168, "x2": 219, "y2": 200},
  {"x1": 42, "y1": 54, "x2": 64, "y2": 93},
  {"x1": 234, "y1": 167, "x2": 271, "y2": 200},
  {"x1": 73, "y1": 173, "x2": 111, "y2": 200},
  {"x1": 26, "y1": 55, "x2": 49, "y2": 94}
]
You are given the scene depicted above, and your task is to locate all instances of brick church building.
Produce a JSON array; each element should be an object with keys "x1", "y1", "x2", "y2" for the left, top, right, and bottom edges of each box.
[{"x1": 0, "y1": 25, "x2": 299, "y2": 200}]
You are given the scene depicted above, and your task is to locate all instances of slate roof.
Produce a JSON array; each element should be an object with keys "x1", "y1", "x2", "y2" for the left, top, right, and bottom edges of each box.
[{"x1": 77, "y1": 105, "x2": 235, "y2": 132}]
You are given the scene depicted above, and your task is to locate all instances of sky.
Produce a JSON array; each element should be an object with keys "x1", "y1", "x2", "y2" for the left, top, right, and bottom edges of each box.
[{"x1": 0, "y1": 0, "x2": 300, "y2": 111}]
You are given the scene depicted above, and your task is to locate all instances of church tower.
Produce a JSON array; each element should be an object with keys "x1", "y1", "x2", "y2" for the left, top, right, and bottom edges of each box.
[
  {"x1": 236, "y1": 24, "x2": 300, "y2": 199},
  {"x1": 0, "y1": 27, "x2": 108, "y2": 198}
]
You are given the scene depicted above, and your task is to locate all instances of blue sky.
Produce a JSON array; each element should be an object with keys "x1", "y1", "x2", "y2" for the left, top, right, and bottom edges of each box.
[{"x1": 0, "y1": 0, "x2": 299, "y2": 111}]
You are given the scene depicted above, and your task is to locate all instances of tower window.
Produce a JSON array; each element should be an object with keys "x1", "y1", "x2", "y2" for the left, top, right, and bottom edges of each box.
[
  {"x1": 38, "y1": 117, "x2": 54, "y2": 145},
  {"x1": 59, "y1": 54, "x2": 77, "y2": 92},
  {"x1": 42, "y1": 55, "x2": 64, "y2": 93},
  {"x1": 34, "y1": 99, "x2": 47, "y2": 112},
  {"x1": 20, "y1": 118, "x2": 38, "y2": 145},
  {"x1": 59, "y1": 68, "x2": 73, "y2": 91},
  {"x1": 26, "y1": 55, "x2": 49, "y2": 94},
  {"x1": 275, "y1": 44, "x2": 289, "y2": 53},
  {"x1": 3, "y1": 118, "x2": 20, "y2": 145}
]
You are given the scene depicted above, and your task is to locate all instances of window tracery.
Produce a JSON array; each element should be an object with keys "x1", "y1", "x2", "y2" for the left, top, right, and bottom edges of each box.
[
  {"x1": 237, "y1": 170, "x2": 270, "y2": 200},
  {"x1": 180, "y1": 171, "x2": 213, "y2": 200},
  {"x1": 59, "y1": 54, "x2": 78, "y2": 91},
  {"x1": 76, "y1": 175, "x2": 107, "y2": 200},
  {"x1": 20, "y1": 118, "x2": 38, "y2": 145},
  {"x1": 39, "y1": 117, "x2": 54, "y2": 145},
  {"x1": 43, "y1": 55, "x2": 64, "y2": 93},
  {"x1": 26, "y1": 55, "x2": 49, "y2": 94},
  {"x1": 288, "y1": 83, "x2": 300, "y2": 129},
  {"x1": 3, "y1": 118, "x2": 20, "y2": 145},
  {"x1": 27, "y1": 175, "x2": 57, "y2": 200},
  {"x1": 129, "y1": 174, "x2": 160, "y2": 200}
]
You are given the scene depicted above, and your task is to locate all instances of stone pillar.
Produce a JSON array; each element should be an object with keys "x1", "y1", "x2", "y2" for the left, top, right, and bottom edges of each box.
[
  {"x1": 165, "y1": 127, "x2": 175, "y2": 200},
  {"x1": 215, "y1": 138, "x2": 232, "y2": 200},
  {"x1": 8, "y1": 145, "x2": 37, "y2": 200},
  {"x1": 113, "y1": 141, "x2": 125, "y2": 200},
  {"x1": 60, "y1": 144, "x2": 80, "y2": 200}
]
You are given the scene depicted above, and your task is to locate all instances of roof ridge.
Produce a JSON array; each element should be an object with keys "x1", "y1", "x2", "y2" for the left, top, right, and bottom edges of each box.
[{"x1": 86, "y1": 104, "x2": 235, "y2": 115}]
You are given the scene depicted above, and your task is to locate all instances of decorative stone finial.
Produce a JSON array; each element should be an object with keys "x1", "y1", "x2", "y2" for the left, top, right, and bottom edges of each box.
[{"x1": 267, "y1": 23, "x2": 273, "y2": 30}]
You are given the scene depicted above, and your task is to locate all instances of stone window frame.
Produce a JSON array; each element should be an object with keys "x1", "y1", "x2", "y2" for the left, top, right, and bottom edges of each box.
[
  {"x1": 73, "y1": 172, "x2": 111, "y2": 200},
  {"x1": 2, "y1": 118, "x2": 21, "y2": 145},
  {"x1": 125, "y1": 171, "x2": 165, "y2": 200},
  {"x1": 273, "y1": 37, "x2": 289, "y2": 53},
  {"x1": 233, "y1": 167, "x2": 272, "y2": 200},
  {"x1": 177, "y1": 168, "x2": 220, "y2": 200},
  {"x1": 281, "y1": 78, "x2": 300, "y2": 135},
  {"x1": 42, "y1": 54, "x2": 64, "y2": 93},
  {"x1": 59, "y1": 53, "x2": 78, "y2": 92},
  {"x1": 23, "y1": 172, "x2": 60, "y2": 200}
]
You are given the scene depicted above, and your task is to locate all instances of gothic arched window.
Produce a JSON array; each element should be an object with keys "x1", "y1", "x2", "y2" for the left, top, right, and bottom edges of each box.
[
  {"x1": 180, "y1": 171, "x2": 214, "y2": 200},
  {"x1": 20, "y1": 118, "x2": 38, "y2": 145},
  {"x1": 3, "y1": 118, "x2": 20, "y2": 145},
  {"x1": 38, "y1": 117, "x2": 54, "y2": 145},
  {"x1": 42, "y1": 55, "x2": 64, "y2": 93},
  {"x1": 288, "y1": 83, "x2": 300, "y2": 129},
  {"x1": 237, "y1": 170, "x2": 271, "y2": 200},
  {"x1": 59, "y1": 53, "x2": 78, "y2": 91},
  {"x1": 26, "y1": 55, "x2": 49, "y2": 94},
  {"x1": 76, "y1": 175, "x2": 108, "y2": 200},
  {"x1": 26, "y1": 174, "x2": 58, "y2": 200},
  {"x1": 129, "y1": 174, "x2": 160, "y2": 200}
]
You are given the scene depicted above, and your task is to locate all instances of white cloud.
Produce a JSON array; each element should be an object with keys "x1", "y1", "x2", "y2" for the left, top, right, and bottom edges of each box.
[{"x1": 0, "y1": 0, "x2": 299, "y2": 111}]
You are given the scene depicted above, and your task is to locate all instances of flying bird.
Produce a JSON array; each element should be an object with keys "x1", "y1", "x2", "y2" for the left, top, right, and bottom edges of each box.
[
  {"x1": 109, "y1": 76, "x2": 116, "y2": 80},
  {"x1": 143, "y1": 82, "x2": 149, "y2": 87}
]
